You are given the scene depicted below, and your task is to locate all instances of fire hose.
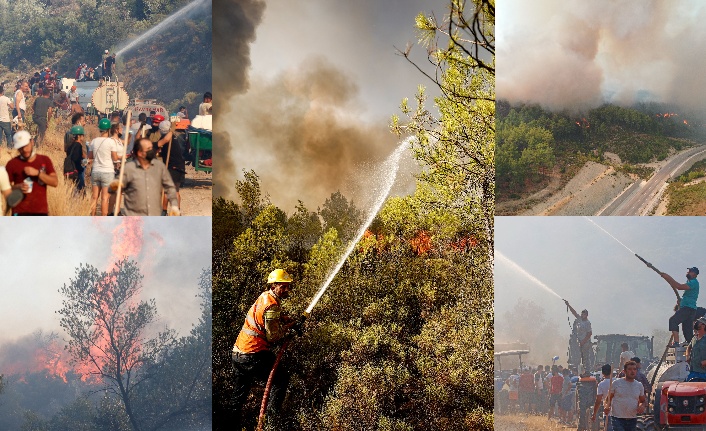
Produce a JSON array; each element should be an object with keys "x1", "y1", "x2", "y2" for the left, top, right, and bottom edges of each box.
[
  {"x1": 256, "y1": 312, "x2": 308, "y2": 431},
  {"x1": 635, "y1": 254, "x2": 681, "y2": 307}
]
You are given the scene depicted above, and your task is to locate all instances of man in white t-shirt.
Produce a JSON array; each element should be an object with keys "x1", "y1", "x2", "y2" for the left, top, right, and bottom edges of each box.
[
  {"x1": 605, "y1": 361, "x2": 646, "y2": 431},
  {"x1": 0, "y1": 86, "x2": 14, "y2": 148},
  {"x1": 13, "y1": 81, "x2": 28, "y2": 124},
  {"x1": 592, "y1": 364, "x2": 614, "y2": 427},
  {"x1": 619, "y1": 343, "x2": 635, "y2": 375}
]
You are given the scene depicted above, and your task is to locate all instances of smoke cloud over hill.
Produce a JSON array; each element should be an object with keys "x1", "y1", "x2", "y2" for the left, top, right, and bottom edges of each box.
[{"x1": 498, "y1": 0, "x2": 706, "y2": 112}]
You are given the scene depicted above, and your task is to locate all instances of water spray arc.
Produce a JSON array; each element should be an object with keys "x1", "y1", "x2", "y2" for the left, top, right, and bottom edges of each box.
[
  {"x1": 256, "y1": 138, "x2": 411, "y2": 430},
  {"x1": 304, "y1": 137, "x2": 412, "y2": 315},
  {"x1": 115, "y1": 0, "x2": 209, "y2": 57},
  {"x1": 496, "y1": 250, "x2": 563, "y2": 300}
]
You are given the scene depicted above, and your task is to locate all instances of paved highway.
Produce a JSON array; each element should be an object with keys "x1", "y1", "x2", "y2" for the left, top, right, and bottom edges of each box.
[{"x1": 600, "y1": 145, "x2": 706, "y2": 216}]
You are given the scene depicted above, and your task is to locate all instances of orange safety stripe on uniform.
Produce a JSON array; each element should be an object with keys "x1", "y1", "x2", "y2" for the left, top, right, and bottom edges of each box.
[{"x1": 234, "y1": 290, "x2": 280, "y2": 353}]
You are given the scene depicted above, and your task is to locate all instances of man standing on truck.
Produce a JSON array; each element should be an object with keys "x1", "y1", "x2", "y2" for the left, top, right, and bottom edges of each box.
[
  {"x1": 604, "y1": 361, "x2": 646, "y2": 431},
  {"x1": 661, "y1": 267, "x2": 699, "y2": 346},
  {"x1": 686, "y1": 317, "x2": 706, "y2": 381},
  {"x1": 565, "y1": 300, "x2": 593, "y2": 374}
]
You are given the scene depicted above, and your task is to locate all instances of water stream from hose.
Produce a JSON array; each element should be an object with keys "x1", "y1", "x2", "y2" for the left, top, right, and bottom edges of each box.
[
  {"x1": 305, "y1": 137, "x2": 411, "y2": 314},
  {"x1": 496, "y1": 250, "x2": 563, "y2": 300},
  {"x1": 115, "y1": 0, "x2": 209, "y2": 57},
  {"x1": 583, "y1": 217, "x2": 636, "y2": 255}
]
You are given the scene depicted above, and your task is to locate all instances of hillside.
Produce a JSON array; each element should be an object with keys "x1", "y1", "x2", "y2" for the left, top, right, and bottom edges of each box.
[
  {"x1": 496, "y1": 100, "x2": 704, "y2": 214},
  {"x1": 0, "y1": 0, "x2": 211, "y2": 113}
]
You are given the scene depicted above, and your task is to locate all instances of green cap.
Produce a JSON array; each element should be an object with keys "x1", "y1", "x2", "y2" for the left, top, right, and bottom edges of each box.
[
  {"x1": 98, "y1": 118, "x2": 111, "y2": 131},
  {"x1": 70, "y1": 125, "x2": 85, "y2": 135}
]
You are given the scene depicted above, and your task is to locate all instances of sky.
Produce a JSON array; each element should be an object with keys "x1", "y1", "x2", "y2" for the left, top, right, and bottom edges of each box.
[
  {"x1": 495, "y1": 216, "x2": 706, "y2": 354},
  {"x1": 0, "y1": 217, "x2": 211, "y2": 345},
  {"x1": 215, "y1": 0, "x2": 446, "y2": 211},
  {"x1": 497, "y1": 0, "x2": 706, "y2": 113}
]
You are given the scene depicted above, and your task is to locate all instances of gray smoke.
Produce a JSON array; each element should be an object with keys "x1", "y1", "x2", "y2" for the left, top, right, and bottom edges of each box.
[
  {"x1": 212, "y1": 0, "x2": 266, "y2": 197},
  {"x1": 217, "y1": 57, "x2": 398, "y2": 210},
  {"x1": 498, "y1": 0, "x2": 706, "y2": 112}
]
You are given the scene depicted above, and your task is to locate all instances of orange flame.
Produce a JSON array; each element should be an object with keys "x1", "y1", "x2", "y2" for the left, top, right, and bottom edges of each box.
[{"x1": 410, "y1": 231, "x2": 432, "y2": 255}]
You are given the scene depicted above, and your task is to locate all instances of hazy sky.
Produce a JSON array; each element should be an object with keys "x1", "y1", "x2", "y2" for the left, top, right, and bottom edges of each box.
[
  {"x1": 496, "y1": 217, "x2": 706, "y2": 344},
  {"x1": 216, "y1": 0, "x2": 446, "y2": 210},
  {"x1": 497, "y1": 0, "x2": 706, "y2": 112},
  {"x1": 0, "y1": 217, "x2": 211, "y2": 345}
]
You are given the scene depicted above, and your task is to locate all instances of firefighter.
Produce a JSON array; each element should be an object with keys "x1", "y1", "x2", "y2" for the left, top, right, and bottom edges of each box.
[{"x1": 231, "y1": 269, "x2": 297, "y2": 427}]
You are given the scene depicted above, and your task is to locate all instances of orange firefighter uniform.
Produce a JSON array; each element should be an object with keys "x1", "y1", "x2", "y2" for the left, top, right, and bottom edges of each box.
[{"x1": 230, "y1": 269, "x2": 294, "y2": 428}]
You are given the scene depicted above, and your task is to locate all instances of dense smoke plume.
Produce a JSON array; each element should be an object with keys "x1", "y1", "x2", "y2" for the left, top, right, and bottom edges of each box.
[
  {"x1": 213, "y1": 0, "x2": 266, "y2": 197},
  {"x1": 498, "y1": 0, "x2": 706, "y2": 112},
  {"x1": 495, "y1": 299, "x2": 566, "y2": 367},
  {"x1": 221, "y1": 57, "x2": 398, "y2": 210}
]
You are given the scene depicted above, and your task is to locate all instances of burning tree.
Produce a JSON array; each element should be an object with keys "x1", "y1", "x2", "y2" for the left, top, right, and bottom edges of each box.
[
  {"x1": 392, "y1": 0, "x2": 495, "y2": 261},
  {"x1": 58, "y1": 259, "x2": 175, "y2": 431}
]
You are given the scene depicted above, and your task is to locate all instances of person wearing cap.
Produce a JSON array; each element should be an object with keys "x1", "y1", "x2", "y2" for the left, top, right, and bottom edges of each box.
[
  {"x1": 5, "y1": 130, "x2": 57, "y2": 215},
  {"x1": 65, "y1": 125, "x2": 86, "y2": 191},
  {"x1": 230, "y1": 269, "x2": 298, "y2": 427},
  {"x1": 32, "y1": 88, "x2": 53, "y2": 147},
  {"x1": 662, "y1": 267, "x2": 700, "y2": 346},
  {"x1": 565, "y1": 299, "x2": 593, "y2": 374},
  {"x1": 115, "y1": 137, "x2": 179, "y2": 216},
  {"x1": 88, "y1": 118, "x2": 118, "y2": 216},
  {"x1": 686, "y1": 317, "x2": 706, "y2": 381}
]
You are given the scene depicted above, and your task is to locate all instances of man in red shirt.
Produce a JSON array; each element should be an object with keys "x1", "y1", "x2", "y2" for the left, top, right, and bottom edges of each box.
[
  {"x1": 6, "y1": 131, "x2": 57, "y2": 215},
  {"x1": 548, "y1": 365, "x2": 564, "y2": 421},
  {"x1": 519, "y1": 368, "x2": 536, "y2": 413}
]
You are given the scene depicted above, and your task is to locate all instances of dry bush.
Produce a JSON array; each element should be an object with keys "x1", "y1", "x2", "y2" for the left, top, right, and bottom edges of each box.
[{"x1": 495, "y1": 413, "x2": 567, "y2": 431}]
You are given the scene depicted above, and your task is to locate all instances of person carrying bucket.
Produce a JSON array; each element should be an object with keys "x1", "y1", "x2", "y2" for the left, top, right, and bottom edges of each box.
[{"x1": 231, "y1": 269, "x2": 299, "y2": 428}]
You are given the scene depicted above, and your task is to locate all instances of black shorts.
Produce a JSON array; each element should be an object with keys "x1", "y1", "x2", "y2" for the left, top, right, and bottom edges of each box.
[{"x1": 169, "y1": 169, "x2": 185, "y2": 192}]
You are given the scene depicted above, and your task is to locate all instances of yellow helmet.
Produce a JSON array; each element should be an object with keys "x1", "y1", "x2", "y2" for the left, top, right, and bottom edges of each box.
[{"x1": 267, "y1": 269, "x2": 293, "y2": 284}]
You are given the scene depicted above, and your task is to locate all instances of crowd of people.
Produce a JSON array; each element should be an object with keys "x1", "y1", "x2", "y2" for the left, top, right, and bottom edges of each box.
[
  {"x1": 0, "y1": 81, "x2": 213, "y2": 216},
  {"x1": 496, "y1": 356, "x2": 651, "y2": 428}
]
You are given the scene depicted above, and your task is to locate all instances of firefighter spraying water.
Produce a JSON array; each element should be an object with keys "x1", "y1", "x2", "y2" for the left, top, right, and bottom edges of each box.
[{"x1": 231, "y1": 139, "x2": 410, "y2": 429}]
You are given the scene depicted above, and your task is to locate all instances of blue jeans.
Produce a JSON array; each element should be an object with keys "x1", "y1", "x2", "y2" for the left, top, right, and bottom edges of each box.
[
  {"x1": 611, "y1": 417, "x2": 637, "y2": 431},
  {"x1": 0, "y1": 121, "x2": 11, "y2": 147}
]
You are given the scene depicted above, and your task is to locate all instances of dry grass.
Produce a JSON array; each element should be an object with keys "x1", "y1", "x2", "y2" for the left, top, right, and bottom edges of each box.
[
  {"x1": 495, "y1": 413, "x2": 573, "y2": 431},
  {"x1": 2, "y1": 112, "x2": 93, "y2": 216}
]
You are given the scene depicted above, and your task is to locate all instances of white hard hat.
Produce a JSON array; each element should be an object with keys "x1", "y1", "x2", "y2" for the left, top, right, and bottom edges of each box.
[
  {"x1": 105, "y1": 49, "x2": 109, "y2": 53},
  {"x1": 13, "y1": 130, "x2": 31, "y2": 149},
  {"x1": 158, "y1": 120, "x2": 171, "y2": 134}
]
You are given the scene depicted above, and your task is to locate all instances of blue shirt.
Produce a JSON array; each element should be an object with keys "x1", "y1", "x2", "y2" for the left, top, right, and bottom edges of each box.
[{"x1": 681, "y1": 278, "x2": 700, "y2": 309}]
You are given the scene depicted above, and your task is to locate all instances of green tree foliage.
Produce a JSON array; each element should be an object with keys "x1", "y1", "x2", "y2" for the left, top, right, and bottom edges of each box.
[
  {"x1": 318, "y1": 191, "x2": 362, "y2": 242},
  {"x1": 214, "y1": 1, "x2": 494, "y2": 429},
  {"x1": 392, "y1": 0, "x2": 495, "y2": 259},
  {"x1": 496, "y1": 99, "x2": 699, "y2": 198},
  {"x1": 0, "y1": 0, "x2": 210, "y2": 111}
]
